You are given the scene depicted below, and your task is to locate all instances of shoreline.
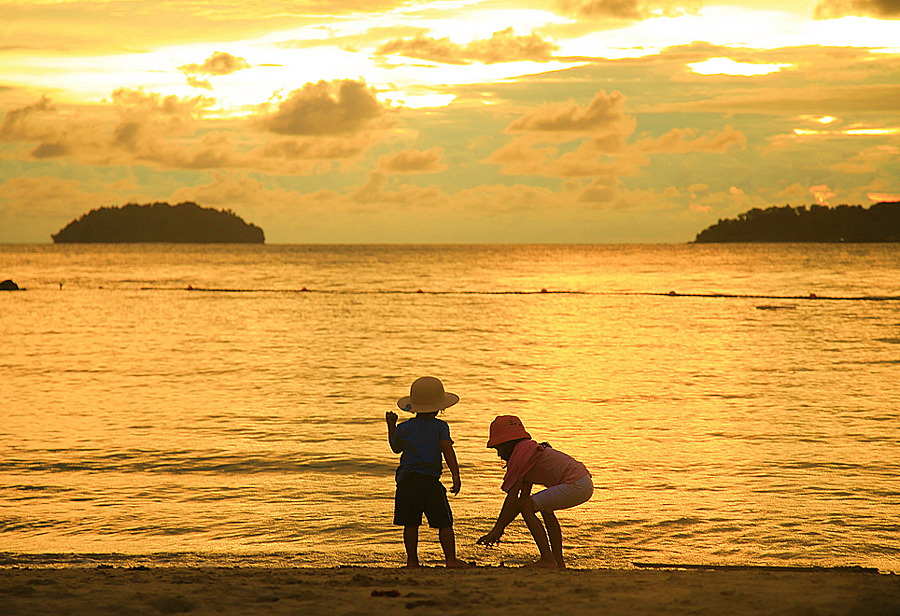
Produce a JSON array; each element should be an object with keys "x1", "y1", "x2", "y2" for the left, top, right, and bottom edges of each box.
[{"x1": 2, "y1": 564, "x2": 897, "y2": 616}]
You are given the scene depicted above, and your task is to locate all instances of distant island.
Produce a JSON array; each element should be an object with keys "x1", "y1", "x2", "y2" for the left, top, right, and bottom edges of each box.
[
  {"x1": 694, "y1": 201, "x2": 900, "y2": 243},
  {"x1": 52, "y1": 202, "x2": 265, "y2": 243}
]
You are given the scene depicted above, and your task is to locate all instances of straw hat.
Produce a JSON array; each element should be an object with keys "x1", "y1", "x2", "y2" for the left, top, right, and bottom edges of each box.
[
  {"x1": 486, "y1": 415, "x2": 531, "y2": 448},
  {"x1": 397, "y1": 376, "x2": 459, "y2": 413}
]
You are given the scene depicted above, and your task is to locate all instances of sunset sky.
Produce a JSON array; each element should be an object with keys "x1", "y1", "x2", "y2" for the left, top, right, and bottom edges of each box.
[{"x1": 1, "y1": 0, "x2": 899, "y2": 243}]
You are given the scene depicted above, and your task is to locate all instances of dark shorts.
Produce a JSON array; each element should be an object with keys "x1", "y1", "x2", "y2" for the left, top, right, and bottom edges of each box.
[{"x1": 393, "y1": 472, "x2": 453, "y2": 529}]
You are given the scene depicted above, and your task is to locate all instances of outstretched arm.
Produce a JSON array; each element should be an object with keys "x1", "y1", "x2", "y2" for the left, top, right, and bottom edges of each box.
[
  {"x1": 385, "y1": 411, "x2": 402, "y2": 453},
  {"x1": 477, "y1": 477, "x2": 527, "y2": 546},
  {"x1": 440, "y1": 439, "x2": 461, "y2": 494}
]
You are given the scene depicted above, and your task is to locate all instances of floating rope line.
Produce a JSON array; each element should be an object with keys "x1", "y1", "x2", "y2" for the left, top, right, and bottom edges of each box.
[
  {"x1": 632, "y1": 562, "x2": 879, "y2": 573},
  {"x1": 139, "y1": 286, "x2": 900, "y2": 301}
]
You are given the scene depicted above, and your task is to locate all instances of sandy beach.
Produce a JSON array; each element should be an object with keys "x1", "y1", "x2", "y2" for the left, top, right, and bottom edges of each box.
[{"x1": 1, "y1": 565, "x2": 897, "y2": 616}]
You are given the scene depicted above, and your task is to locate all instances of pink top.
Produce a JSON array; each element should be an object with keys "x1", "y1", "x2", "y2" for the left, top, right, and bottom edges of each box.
[{"x1": 501, "y1": 440, "x2": 590, "y2": 493}]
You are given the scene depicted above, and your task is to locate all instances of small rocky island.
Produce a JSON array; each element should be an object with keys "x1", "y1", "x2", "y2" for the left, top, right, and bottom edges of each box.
[
  {"x1": 694, "y1": 201, "x2": 900, "y2": 243},
  {"x1": 52, "y1": 201, "x2": 265, "y2": 243}
]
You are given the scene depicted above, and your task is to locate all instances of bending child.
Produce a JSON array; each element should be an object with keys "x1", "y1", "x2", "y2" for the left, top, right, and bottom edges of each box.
[
  {"x1": 386, "y1": 376, "x2": 469, "y2": 569},
  {"x1": 477, "y1": 415, "x2": 592, "y2": 569}
]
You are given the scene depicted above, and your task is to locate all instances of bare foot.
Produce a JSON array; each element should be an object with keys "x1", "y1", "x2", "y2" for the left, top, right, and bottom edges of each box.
[
  {"x1": 402, "y1": 562, "x2": 421, "y2": 569},
  {"x1": 525, "y1": 557, "x2": 559, "y2": 569},
  {"x1": 445, "y1": 559, "x2": 471, "y2": 569}
]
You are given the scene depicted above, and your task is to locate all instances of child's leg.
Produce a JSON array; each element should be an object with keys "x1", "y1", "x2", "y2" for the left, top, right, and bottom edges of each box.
[
  {"x1": 438, "y1": 527, "x2": 470, "y2": 568},
  {"x1": 403, "y1": 525, "x2": 420, "y2": 568},
  {"x1": 541, "y1": 509, "x2": 565, "y2": 568},
  {"x1": 520, "y1": 496, "x2": 557, "y2": 567}
]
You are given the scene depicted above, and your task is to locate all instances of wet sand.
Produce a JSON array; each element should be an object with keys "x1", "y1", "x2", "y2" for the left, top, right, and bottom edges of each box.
[{"x1": 1, "y1": 565, "x2": 898, "y2": 616}]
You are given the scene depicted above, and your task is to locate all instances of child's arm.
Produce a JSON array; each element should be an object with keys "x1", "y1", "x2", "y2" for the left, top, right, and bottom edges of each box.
[
  {"x1": 477, "y1": 477, "x2": 526, "y2": 546},
  {"x1": 440, "y1": 439, "x2": 461, "y2": 495},
  {"x1": 385, "y1": 411, "x2": 402, "y2": 454}
]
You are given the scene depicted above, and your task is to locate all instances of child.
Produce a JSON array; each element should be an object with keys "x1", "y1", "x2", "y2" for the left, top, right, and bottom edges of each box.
[
  {"x1": 386, "y1": 376, "x2": 469, "y2": 569},
  {"x1": 476, "y1": 415, "x2": 592, "y2": 569}
]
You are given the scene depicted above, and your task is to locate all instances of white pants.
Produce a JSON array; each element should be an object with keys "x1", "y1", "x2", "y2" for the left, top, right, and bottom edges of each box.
[{"x1": 531, "y1": 475, "x2": 593, "y2": 512}]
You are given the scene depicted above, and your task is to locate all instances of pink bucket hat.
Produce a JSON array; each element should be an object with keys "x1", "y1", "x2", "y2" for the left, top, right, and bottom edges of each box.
[
  {"x1": 397, "y1": 376, "x2": 459, "y2": 413},
  {"x1": 486, "y1": 415, "x2": 531, "y2": 448}
]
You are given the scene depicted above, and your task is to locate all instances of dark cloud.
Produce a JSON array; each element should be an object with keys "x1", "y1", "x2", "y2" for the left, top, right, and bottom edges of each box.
[
  {"x1": 375, "y1": 28, "x2": 558, "y2": 65},
  {"x1": 254, "y1": 79, "x2": 385, "y2": 136},
  {"x1": 815, "y1": 0, "x2": 900, "y2": 18},
  {"x1": 30, "y1": 142, "x2": 69, "y2": 159}
]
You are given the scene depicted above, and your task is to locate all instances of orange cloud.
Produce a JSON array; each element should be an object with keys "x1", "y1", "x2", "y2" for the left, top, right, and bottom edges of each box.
[
  {"x1": 867, "y1": 192, "x2": 900, "y2": 202},
  {"x1": 487, "y1": 90, "x2": 742, "y2": 181},
  {"x1": 375, "y1": 28, "x2": 559, "y2": 65},
  {"x1": 482, "y1": 137, "x2": 558, "y2": 174},
  {"x1": 580, "y1": 177, "x2": 620, "y2": 203},
  {"x1": 254, "y1": 79, "x2": 386, "y2": 136},
  {"x1": 376, "y1": 147, "x2": 447, "y2": 174},
  {"x1": 0, "y1": 96, "x2": 56, "y2": 143},
  {"x1": 635, "y1": 125, "x2": 746, "y2": 154},
  {"x1": 0, "y1": 87, "x2": 385, "y2": 175},
  {"x1": 555, "y1": 0, "x2": 696, "y2": 20},
  {"x1": 815, "y1": 0, "x2": 900, "y2": 19},
  {"x1": 829, "y1": 145, "x2": 898, "y2": 174},
  {"x1": 178, "y1": 51, "x2": 251, "y2": 76},
  {"x1": 810, "y1": 184, "x2": 837, "y2": 204},
  {"x1": 507, "y1": 90, "x2": 636, "y2": 139}
]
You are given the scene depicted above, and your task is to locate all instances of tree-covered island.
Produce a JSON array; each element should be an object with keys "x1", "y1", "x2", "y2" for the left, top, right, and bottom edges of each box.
[
  {"x1": 694, "y1": 201, "x2": 900, "y2": 243},
  {"x1": 52, "y1": 201, "x2": 265, "y2": 243}
]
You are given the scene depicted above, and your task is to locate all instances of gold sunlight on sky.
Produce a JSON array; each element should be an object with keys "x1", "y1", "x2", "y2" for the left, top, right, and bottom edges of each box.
[{"x1": 0, "y1": 0, "x2": 898, "y2": 243}]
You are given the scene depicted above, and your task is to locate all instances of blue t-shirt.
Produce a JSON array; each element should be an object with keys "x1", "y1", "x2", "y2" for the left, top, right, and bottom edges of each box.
[{"x1": 391, "y1": 414, "x2": 452, "y2": 482}]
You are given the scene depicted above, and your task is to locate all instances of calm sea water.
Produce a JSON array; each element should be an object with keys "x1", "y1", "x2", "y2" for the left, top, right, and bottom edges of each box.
[{"x1": 2, "y1": 244, "x2": 899, "y2": 571}]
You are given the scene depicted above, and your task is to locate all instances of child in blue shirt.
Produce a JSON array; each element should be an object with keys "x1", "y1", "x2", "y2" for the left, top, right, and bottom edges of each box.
[{"x1": 386, "y1": 376, "x2": 469, "y2": 568}]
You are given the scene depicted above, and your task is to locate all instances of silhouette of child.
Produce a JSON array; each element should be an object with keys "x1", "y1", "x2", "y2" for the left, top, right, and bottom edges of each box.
[
  {"x1": 477, "y1": 415, "x2": 593, "y2": 568},
  {"x1": 386, "y1": 377, "x2": 469, "y2": 569}
]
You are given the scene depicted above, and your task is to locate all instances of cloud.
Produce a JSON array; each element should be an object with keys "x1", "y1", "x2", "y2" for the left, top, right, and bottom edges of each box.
[
  {"x1": 178, "y1": 51, "x2": 251, "y2": 76},
  {"x1": 507, "y1": 90, "x2": 636, "y2": 138},
  {"x1": 810, "y1": 184, "x2": 837, "y2": 204},
  {"x1": 376, "y1": 27, "x2": 558, "y2": 65},
  {"x1": 483, "y1": 137, "x2": 558, "y2": 174},
  {"x1": 635, "y1": 125, "x2": 746, "y2": 154},
  {"x1": 0, "y1": 95, "x2": 56, "y2": 142},
  {"x1": 829, "y1": 144, "x2": 898, "y2": 173},
  {"x1": 254, "y1": 79, "x2": 387, "y2": 136},
  {"x1": 555, "y1": 0, "x2": 697, "y2": 20},
  {"x1": 645, "y1": 84, "x2": 900, "y2": 116},
  {"x1": 0, "y1": 87, "x2": 386, "y2": 174},
  {"x1": 0, "y1": 1, "x2": 409, "y2": 56},
  {"x1": 179, "y1": 52, "x2": 251, "y2": 90},
  {"x1": 815, "y1": 0, "x2": 900, "y2": 19},
  {"x1": 31, "y1": 141, "x2": 70, "y2": 158},
  {"x1": 775, "y1": 182, "x2": 814, "y2": 200},
  {"x1": 376, "y1": 147, "x2": 447, "y2": 173},
  {"x1": 580, "y1": 177, "x2": 620, "y2": 202},
  {"x1": 487, "y1": 90, "x2": 639, "y2": 176},
  {"x1": 486, "y1": 89, "x2": 744, "y2": 184},
  {"x1": 0, "y1": 175, "x2": 142, "y2": 242},
  {"x1": 186, "y1": 77, "x2": 213, "y2": 91},
  {"x1": 557, "y1": 0, "x2": 646, "y2": 19}
]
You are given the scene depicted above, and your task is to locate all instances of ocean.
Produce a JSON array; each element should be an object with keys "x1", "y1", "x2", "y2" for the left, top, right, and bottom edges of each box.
[{"x1": 1, "y1": 243, "x2": 899, "y2": 571}]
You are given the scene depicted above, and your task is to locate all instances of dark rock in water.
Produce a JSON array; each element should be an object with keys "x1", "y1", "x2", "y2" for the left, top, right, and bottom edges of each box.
[
  {"x1": 1, "y1": 279, "x2": 20, "y2": 291},
  {"x1": 51, "y1": 201, "x2": 265, "y2": 243}
]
